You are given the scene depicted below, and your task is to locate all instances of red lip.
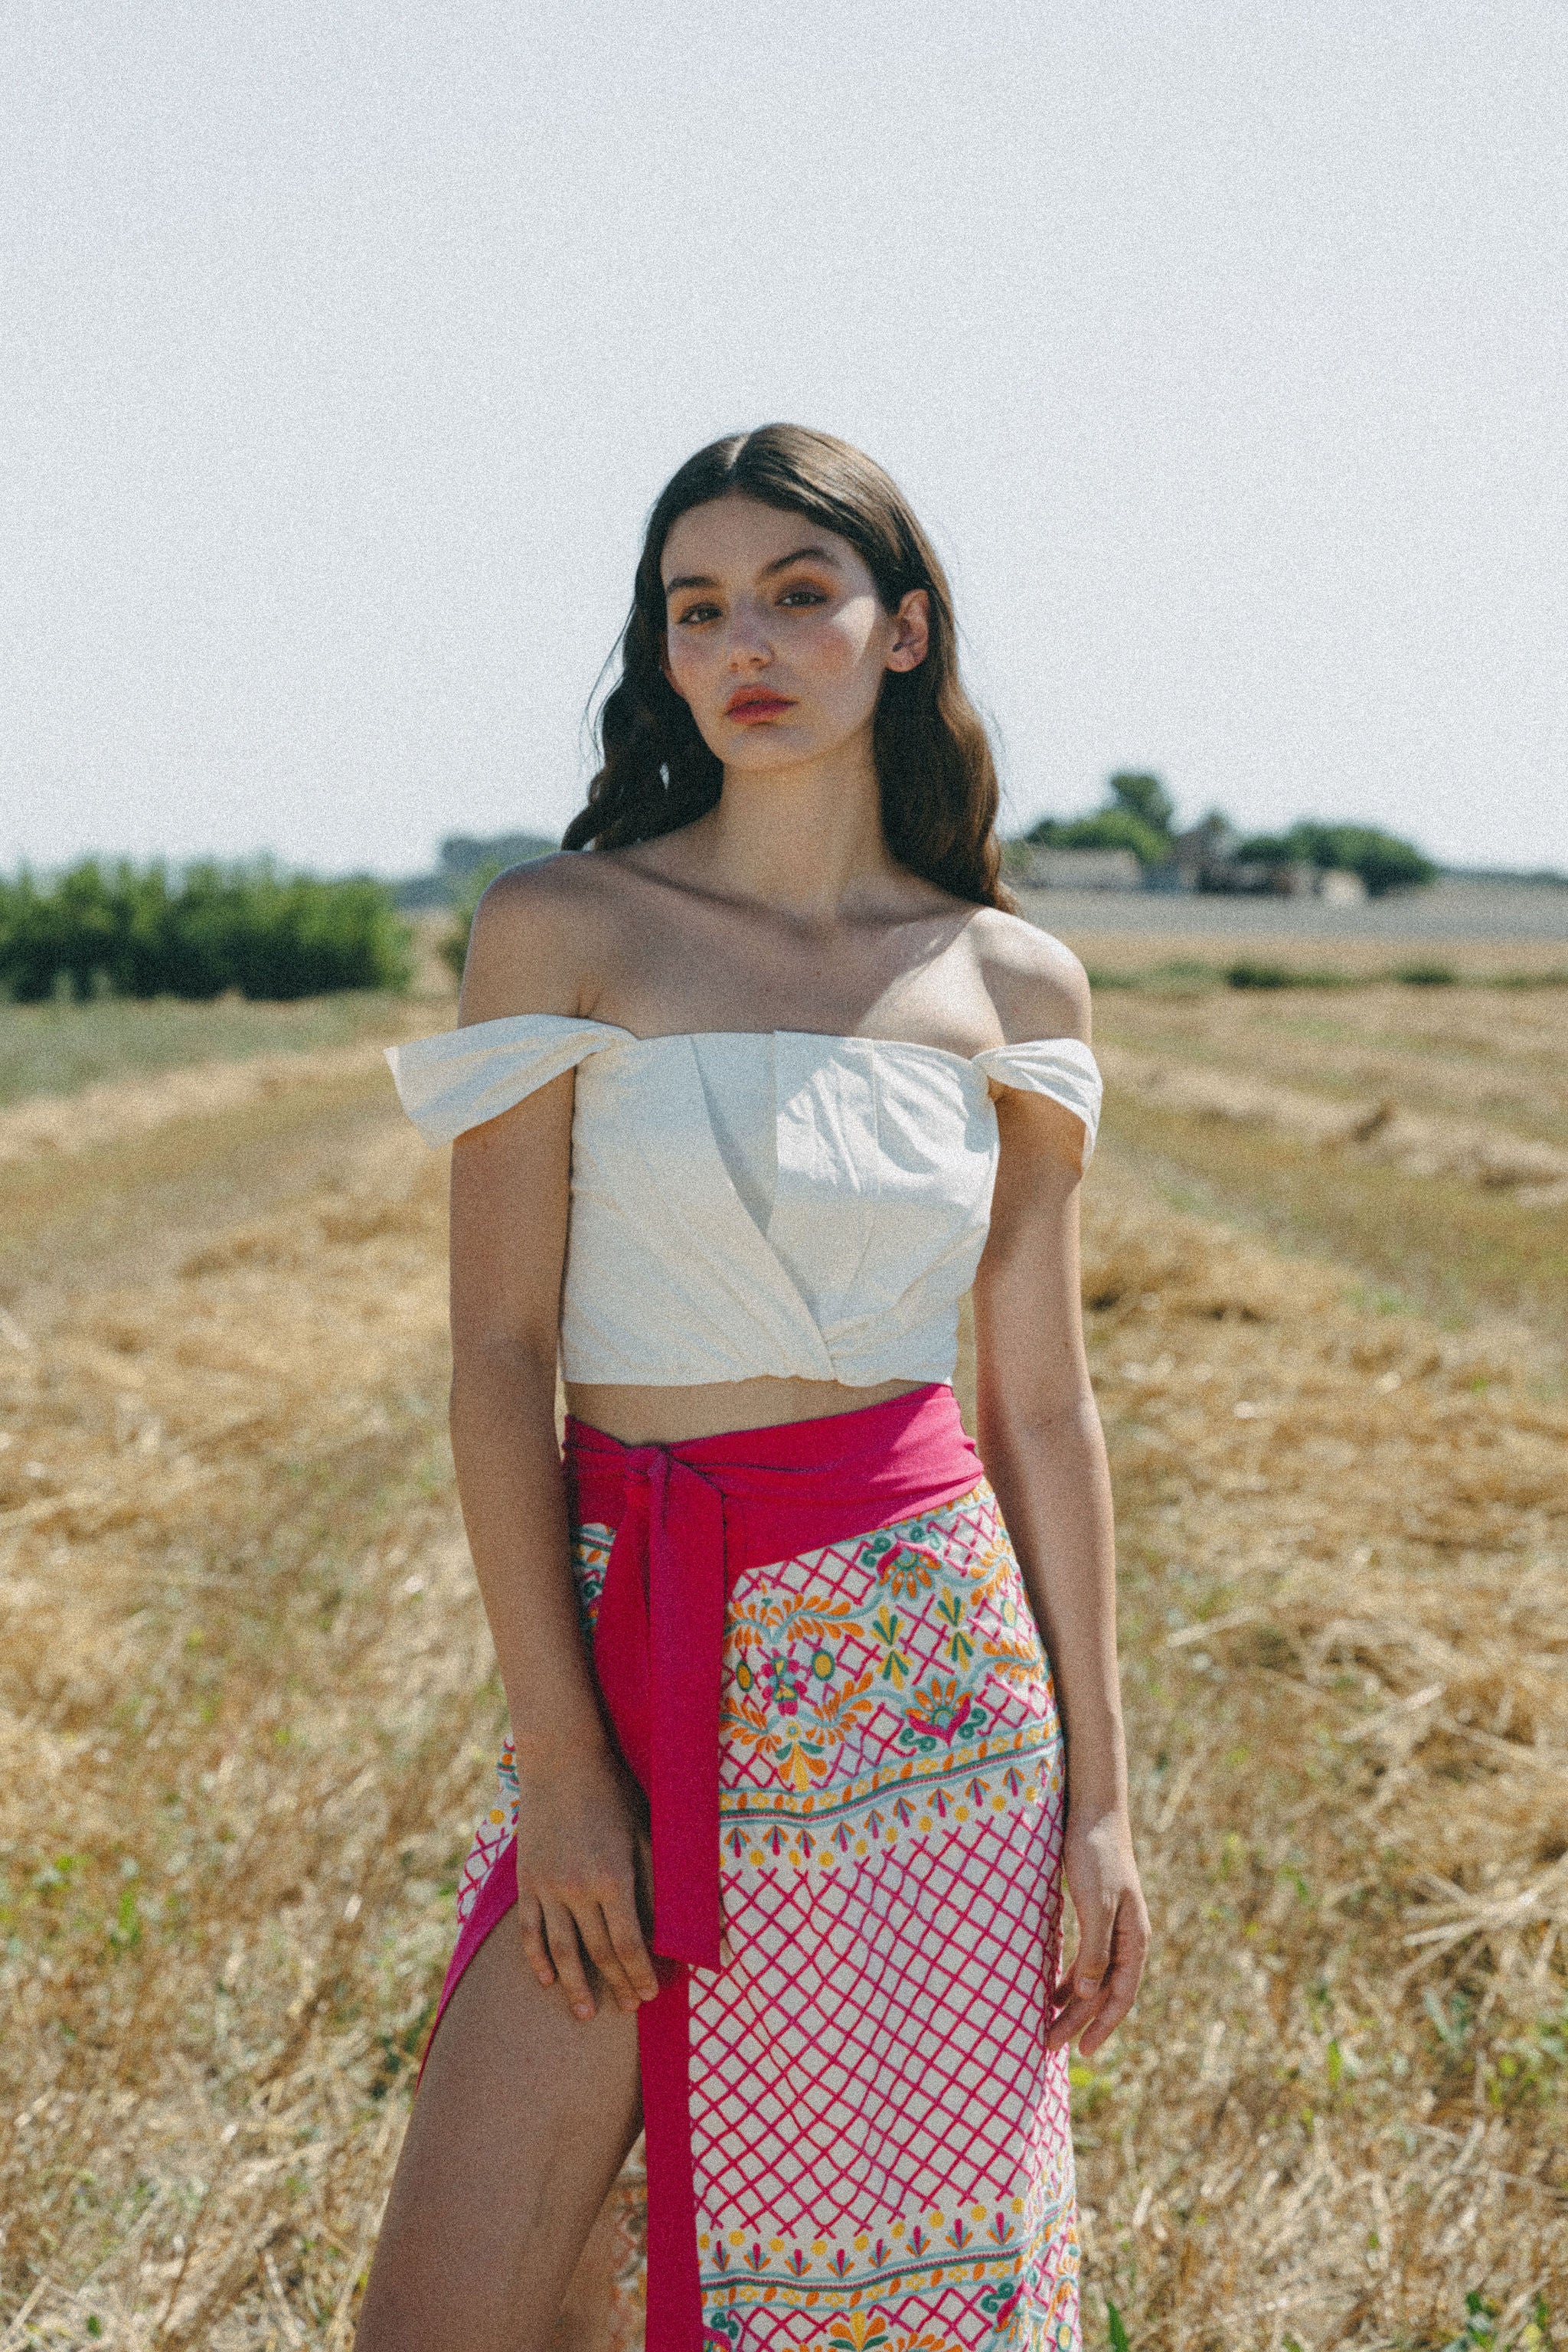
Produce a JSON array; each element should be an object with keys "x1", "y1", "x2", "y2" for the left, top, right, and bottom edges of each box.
[{"x1": 725, "y1": 691, "x2": 795, "y2": 721}]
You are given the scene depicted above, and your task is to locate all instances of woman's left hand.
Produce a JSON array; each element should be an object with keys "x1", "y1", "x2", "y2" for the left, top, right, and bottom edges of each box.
[{"x1": 1047, "y1": 1804, "x2": 1148, "y2": 2058}]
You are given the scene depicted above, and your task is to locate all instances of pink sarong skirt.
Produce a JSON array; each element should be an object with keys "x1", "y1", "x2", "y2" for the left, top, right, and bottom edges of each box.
[{"x1": 426, "y1": 1385, "x2": 1080, "y2": 2350}]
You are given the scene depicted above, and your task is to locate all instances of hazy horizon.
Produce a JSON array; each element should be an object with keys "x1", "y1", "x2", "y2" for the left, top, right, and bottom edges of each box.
[{"x1": 6, "y1": 1, "x2": 1566, "y2": 880}]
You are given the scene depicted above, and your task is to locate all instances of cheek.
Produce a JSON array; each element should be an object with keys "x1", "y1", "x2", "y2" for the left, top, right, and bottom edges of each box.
[
  {"x1": 663, "y1": 632, "x2": 710, "y2": 701},
  {"x1": 808, "y1": 602, "x2": 884, "y2": 684}
]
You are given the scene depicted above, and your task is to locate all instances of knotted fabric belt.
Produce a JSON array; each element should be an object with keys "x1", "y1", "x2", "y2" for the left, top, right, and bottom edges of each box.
[{"x1": 426, "y1": 1382, "x2": 985, "y2": 2352}]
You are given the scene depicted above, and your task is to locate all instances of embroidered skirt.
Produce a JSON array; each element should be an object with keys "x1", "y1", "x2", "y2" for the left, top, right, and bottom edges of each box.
[{"x1": 429, "y1": 1387, "x2": 1080, "y2": 2351}]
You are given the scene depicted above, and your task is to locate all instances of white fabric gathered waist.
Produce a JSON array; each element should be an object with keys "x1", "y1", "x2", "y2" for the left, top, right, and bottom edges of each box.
[{"x1": 387, "y1": 1016, "x2": 1102, "y2": 1390}]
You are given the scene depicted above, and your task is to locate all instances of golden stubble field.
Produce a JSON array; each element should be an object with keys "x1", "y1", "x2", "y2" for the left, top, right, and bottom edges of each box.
[{"x1": 1, "y1": 965, "x2": 1566, "y2": 2349}]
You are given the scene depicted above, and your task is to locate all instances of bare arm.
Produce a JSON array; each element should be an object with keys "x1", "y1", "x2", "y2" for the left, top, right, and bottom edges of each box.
[
  {"x1": 970, "y1": 938, "x2": 1148, "y2": 2057},
  {"x1": 446, "y1": 864, "x2": 658, "y2": 2021}
]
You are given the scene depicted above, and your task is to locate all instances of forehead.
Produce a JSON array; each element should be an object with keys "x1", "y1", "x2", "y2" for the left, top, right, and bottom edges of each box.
[{"x1": 659, "y1": 493, "x2": 864, "y2": 586}]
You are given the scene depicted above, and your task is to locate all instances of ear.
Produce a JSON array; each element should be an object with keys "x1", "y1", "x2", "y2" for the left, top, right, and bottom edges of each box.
[{"x1": 885, "y1": 588, "x2": 930, "y2": 675}]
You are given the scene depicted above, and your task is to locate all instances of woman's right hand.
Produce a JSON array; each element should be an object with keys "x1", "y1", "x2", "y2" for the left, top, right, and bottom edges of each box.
[{"x1": 512, "y1": 1743, "x2": 660, "y2": 2020}]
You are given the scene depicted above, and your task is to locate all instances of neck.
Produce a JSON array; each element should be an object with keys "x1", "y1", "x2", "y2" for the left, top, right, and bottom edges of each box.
[{"x1": 691, "y1": 729, "x2": 903, "y2": 927}]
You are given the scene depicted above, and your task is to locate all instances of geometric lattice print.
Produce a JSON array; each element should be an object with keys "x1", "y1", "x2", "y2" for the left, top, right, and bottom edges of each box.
[{"x1": 455, "y1": 1482, "x2": 1080, "y2": 2351}]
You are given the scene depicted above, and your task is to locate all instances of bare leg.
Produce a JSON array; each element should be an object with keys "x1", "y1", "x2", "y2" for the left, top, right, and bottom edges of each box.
[
  {"x1": 356, "y1": 1916, "x2": 642, "y2": 2352},
  {"x1": 551, "y1": 2164, "x2": 645, "y2": 2352}
]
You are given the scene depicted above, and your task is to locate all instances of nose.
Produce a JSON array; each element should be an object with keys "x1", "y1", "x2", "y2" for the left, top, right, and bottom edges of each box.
[{"x1": 725, "y1": 599, "x2": 773, "y2": 671}]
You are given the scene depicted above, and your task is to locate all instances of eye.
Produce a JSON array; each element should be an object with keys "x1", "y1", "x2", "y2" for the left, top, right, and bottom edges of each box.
[
  {"x1": 778, "y1": 585, "x2": 827, "y2": 608},
  {"x1": 673, "y1": 600, "x2": 721, "y2": 626}
]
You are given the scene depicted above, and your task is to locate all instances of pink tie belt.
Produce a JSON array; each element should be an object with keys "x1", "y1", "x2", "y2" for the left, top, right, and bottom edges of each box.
[{"x1": 429, "y1": 1383, "x2": 986, "y2": 2352}]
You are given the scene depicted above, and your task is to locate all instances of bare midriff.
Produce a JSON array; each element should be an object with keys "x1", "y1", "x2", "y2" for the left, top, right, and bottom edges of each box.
[{"x1": 563, "y1": 1374, "x2": 929, "y2": 1447}]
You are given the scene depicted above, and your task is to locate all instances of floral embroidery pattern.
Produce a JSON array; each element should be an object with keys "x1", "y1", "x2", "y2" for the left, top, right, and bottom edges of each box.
[
  {"x1": 718, "y1": 1486, "x2": 1063, "y2": 1873},
  {"x1": 455, "y1": 1485, "x2": 1080, "y2": 2349},
  {"x1": 796, "y1": 2311, "x2": 958, "y2": 2352},
  {"x1": 695, "y1": 1481, "x2": 1078, "y2": 2347},
  {"x1": 895, "y1": 1674, "x2": 989, "y2": 1754},
  {"x1": 570, "y1": 1522, "x2": 612, "y2": 1642}
]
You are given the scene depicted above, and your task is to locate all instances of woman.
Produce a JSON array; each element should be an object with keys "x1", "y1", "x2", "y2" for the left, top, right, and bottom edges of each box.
[{"x1": 361, "y1": 425, "x2": 1148, "y2": 2352}]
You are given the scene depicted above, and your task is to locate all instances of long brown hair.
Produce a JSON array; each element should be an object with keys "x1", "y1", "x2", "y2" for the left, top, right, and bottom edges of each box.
[{"x1": 562, "y1": 425, "x2": 1011, "y2": 908}]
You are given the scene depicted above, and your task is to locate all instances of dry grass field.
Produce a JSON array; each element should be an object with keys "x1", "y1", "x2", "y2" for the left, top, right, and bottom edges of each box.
[
  {"x1": 1088, "y1": 977, "x2": 1568, "y2": 1333},
  {"x1": 2, "y1": 952, "x2": 1565, "y2": 2348},
  {"x1": 0, "y1": 995, "x2": 420, "y2": 1116}
]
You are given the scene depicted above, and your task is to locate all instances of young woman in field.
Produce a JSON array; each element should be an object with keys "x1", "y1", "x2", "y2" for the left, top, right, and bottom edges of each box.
[{"x1": 362, "y1": 425, "x2": 1148, "y2": 2352}]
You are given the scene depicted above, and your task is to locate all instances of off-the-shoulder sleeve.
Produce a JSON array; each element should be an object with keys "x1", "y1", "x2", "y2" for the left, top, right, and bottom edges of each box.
[
  {"x1": 972, "y1": 1036, "x2": 1103, "y2": 1163},
  {"x1": 385, "y1": 1014, "x2": 624, "y2": 1146}
]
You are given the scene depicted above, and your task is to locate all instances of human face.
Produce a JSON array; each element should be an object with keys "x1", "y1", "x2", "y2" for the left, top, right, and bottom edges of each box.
[{"x1": 659, "y1": 495, "x2": 929, "y2": 773}]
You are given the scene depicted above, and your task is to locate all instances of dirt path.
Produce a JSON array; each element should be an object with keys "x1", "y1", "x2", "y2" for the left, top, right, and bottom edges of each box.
[{"x1": 2, "y1": 1061, "x2": 1564, "y2": 2344}]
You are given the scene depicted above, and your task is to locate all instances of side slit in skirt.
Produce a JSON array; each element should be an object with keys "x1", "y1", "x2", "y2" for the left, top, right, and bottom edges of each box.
[{"x1": 422, "y1": 1383, "x2": 1080, "y2": 2351}]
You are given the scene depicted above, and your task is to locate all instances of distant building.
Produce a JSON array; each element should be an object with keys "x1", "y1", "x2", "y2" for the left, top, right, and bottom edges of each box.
[
  {"x1": 1011, "y1": 847, "x2": 1143, "y2": 891},
  {"x1": 1168, "y1": 815, "x2": 1238, "y2": 891},
  {"x1": 1203, "y1": 858, "x2": 1313, "y2": 897},
  {"x1": 394, "y1": 830, "x2": 559, "y2": 910},
  {"x1": 438, "y1": 832, "x2": 557, "y2": 883},
  {"x1": 1008, "y1": 812, "x2": 1380, "y2": 900},
  {"x1": 1165, "y1": 816, "x2": 1369, "y2": 900},
  {"x1": 1200, "y1": 860, "x2": 1368, "y2": 901}
]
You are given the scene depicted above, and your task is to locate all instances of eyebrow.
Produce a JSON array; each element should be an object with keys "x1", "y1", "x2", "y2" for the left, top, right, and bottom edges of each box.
[{"x1": 662, "y1": 544, "x2": 842, "y2": 596}]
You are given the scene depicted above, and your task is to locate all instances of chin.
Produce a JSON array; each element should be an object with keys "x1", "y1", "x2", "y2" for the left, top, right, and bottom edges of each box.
[{"x1": 711, "y1": 730, "x2": 815, "y2": 769}]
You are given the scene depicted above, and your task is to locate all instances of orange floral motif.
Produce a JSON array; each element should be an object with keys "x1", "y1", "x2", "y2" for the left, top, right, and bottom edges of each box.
[
  {"x1": 723, "y1": 1649, "x2": 883, "y2": 1790},
  {"x1": 796, "y1": 2311, "x2": 961, "y2": 2352}
]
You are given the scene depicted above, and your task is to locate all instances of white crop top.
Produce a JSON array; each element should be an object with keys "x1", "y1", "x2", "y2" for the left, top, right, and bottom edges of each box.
[{"x1": 387, "y1": 1016, "x2": 1102, "y2": 1390}]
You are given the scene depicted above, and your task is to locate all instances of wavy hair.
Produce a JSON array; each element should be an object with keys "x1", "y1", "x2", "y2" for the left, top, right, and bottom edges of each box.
[{"x1": 562, "y1": 425, "x2": 1010, "y2": 909}]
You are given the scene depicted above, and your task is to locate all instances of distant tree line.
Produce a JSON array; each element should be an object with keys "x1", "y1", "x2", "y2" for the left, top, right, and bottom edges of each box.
[
  {"x1": 1023, "y1": 774, "x2": 1180, "y2": 869},
  {"x1": 0, "y1": 861, "x2": 412, "y2": 1003},
  {"x1": 1021, "y1": 775, "x2": 1437, "y2": 897}
]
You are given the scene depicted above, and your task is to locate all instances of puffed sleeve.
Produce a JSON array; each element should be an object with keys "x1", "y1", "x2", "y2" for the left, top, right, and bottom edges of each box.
[
  {"x1": 385, "y1": 1014, "x2": 626, "y2": 1146},
  {"x1": 972, "y1": 1036, "x2": 1102, "y2": 1164}
]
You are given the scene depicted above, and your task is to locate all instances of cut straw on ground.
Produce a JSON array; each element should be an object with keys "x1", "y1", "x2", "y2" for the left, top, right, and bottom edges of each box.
[{"x1": 1, "y1": 986, "x2": 1564, "y2": 2347}]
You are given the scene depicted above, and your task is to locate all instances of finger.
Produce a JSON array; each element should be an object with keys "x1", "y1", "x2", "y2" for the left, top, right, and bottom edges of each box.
[
  {"x1": 1057, "y1": 1897, "x2": 1146, "y2": 2054},
  {"x1": 1079, "y1": 1994, "x2": 1129, "y2": 2058},
  {"x1": 516, "y1": 1896, "x2": 555, "y2": 1988},
  {"x1": 1045, "y1": 1978, "x2": 1105, "y2": 2050},
  {"x1": 576, "y1": 1904, "x2": 639, "y2": 2014},
  {"x1": 719, "y1": 1931, "x2": 734, "y2": 1968},
  {"x1": 1045, "y1": 1984, "x2": 1102, "y2": 2054},
  {"x1": 1079, "y1": 1918, "x2": 1148, "y2": 2057},
  {"x1": 541, "y1": 1900, "x2": 596, "y2": 2021},
  {"x1": 1063, "y1": 1919, "x2": 1113, "y2": 2011},
  {"x1": 1045, "y1": 1929, "x2": 1113, "y2": 2053},
  {"x1": 601, "y1": 1883, "x2": 661, "y2": 2003}
]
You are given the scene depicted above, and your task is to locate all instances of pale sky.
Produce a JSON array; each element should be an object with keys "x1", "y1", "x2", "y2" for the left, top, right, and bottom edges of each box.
[{"x1": 5, "y1": 0, "x2": 1566, "y2": 878}]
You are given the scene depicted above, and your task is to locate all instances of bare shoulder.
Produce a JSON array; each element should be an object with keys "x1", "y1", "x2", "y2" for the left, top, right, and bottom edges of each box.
[
  {"x1": 458, "y1": 851, "x2": 619, "y2": 1025},
  {"x1": 964, "y1": 906, "x2": 1092, "y2": 1046}
]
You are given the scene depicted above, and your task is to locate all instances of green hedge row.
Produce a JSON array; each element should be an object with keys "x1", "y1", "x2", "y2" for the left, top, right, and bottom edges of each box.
[{"x1": 0, "y1": 861, "x2": 413, "y2": 1003}]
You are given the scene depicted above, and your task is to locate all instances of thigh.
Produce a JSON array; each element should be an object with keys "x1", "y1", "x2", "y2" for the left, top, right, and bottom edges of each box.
[{"x1": 355, "y1": 1912, "x2": 642, "y2": 2352}]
